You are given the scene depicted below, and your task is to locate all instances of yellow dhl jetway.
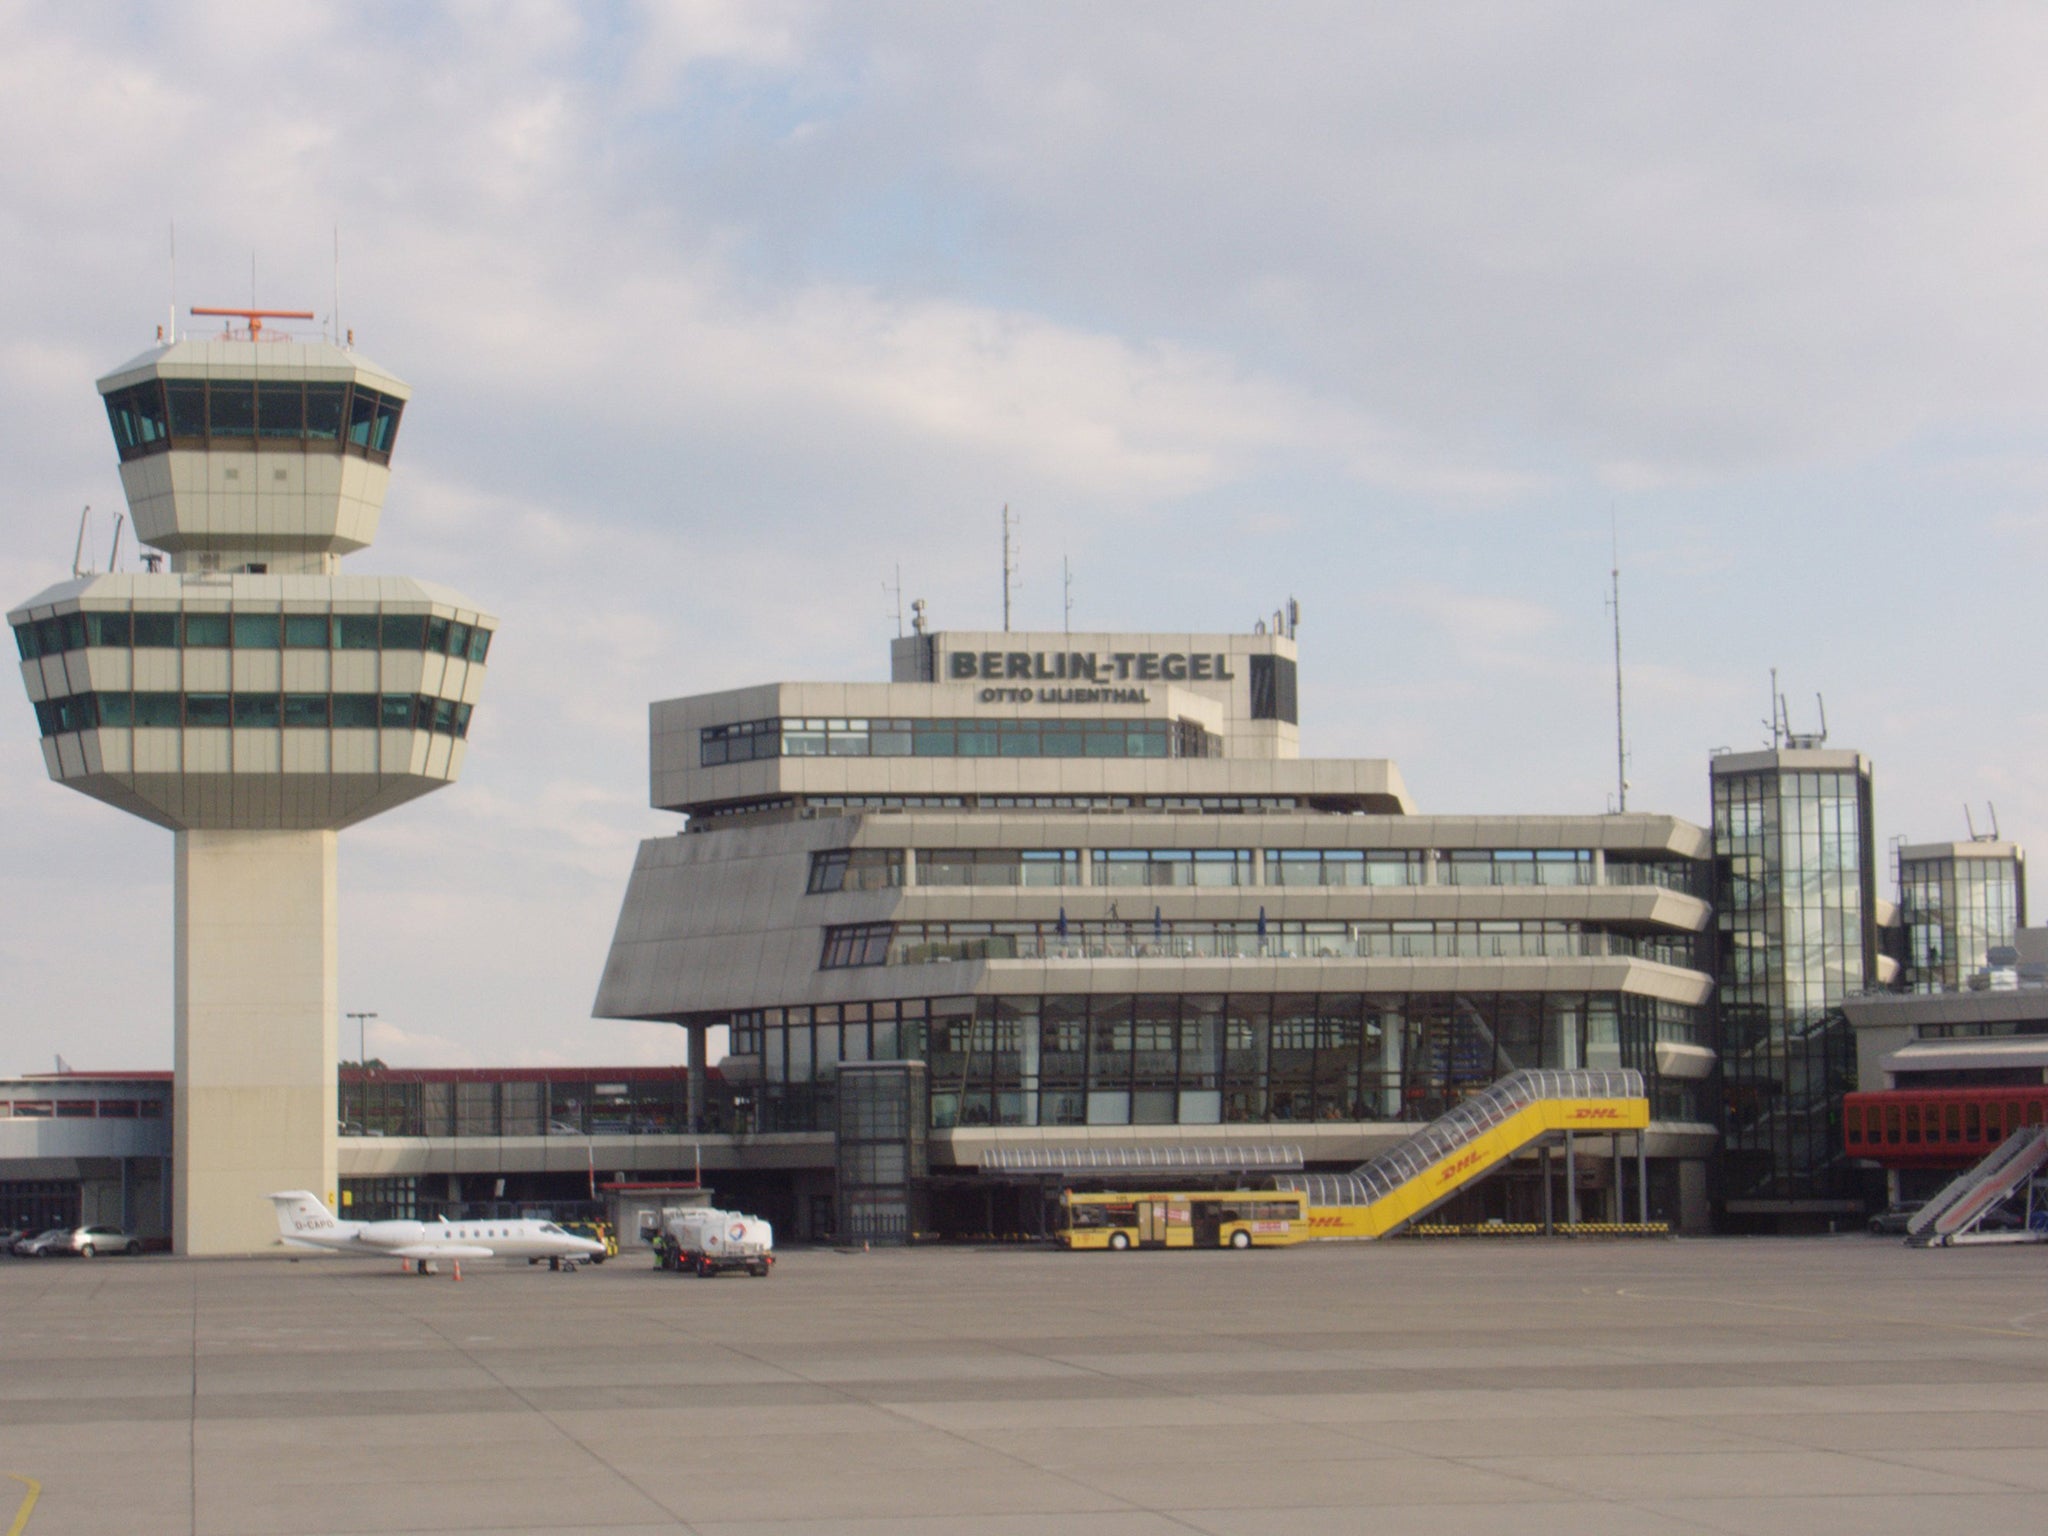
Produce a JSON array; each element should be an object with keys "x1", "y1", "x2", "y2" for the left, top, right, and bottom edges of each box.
[{"x1": 1280, "y1": 1069, "x2": 1650, "y2": 1240}]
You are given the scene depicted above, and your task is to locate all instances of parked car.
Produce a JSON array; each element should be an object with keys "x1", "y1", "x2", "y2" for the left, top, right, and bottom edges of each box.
[
  {"x1": 25, "y1": 1224, "x2": 142, "y2": 1257},
  {"x1": 13, "y1": 1228, "x2": 73, "y2": 1257},
  {"x1": 1868, "y1": 1203, "x2": 1925, "y2": 1235}
]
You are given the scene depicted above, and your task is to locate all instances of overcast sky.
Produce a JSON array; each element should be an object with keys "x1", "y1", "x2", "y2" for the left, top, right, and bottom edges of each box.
[{"x1": 4, "y1": 2, "x2": 2046, "y2": 1074}]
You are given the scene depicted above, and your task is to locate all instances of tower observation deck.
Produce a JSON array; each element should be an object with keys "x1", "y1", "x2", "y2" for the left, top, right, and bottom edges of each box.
[{"x1": 8, "y1": 308, "x2": 497, "y2": 1254}]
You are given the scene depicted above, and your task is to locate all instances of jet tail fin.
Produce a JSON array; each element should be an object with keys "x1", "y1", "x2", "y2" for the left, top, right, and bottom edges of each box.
[{"x1": 265, "y1": 1189, "x2": 338, "y2": 1240}]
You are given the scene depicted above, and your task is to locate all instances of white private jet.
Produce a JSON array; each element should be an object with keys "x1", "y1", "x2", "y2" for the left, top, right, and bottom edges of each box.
[{"x1": 266, "y1": 1191, "x2": 606, "y2": 1275}]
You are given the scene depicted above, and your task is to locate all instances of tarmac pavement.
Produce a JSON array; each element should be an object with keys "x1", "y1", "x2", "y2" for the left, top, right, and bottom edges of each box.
[{"x1": 4, "y1": 1234, "x2": 2048, "y2": 1533}]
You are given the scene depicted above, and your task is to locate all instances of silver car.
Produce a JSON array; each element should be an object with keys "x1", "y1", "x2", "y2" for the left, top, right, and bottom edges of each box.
[{"x1": 29, "y1": 1224, "x2": 142, "y2": 1257}]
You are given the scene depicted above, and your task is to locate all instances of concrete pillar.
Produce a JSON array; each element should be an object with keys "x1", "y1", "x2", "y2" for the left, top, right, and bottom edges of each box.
[
  {"x1": 687, "y1": 1021, "x2": 709, "y2": 1132},
  {"x1": 174, "y1": 829, "x2": 338, "y2": 1256}
]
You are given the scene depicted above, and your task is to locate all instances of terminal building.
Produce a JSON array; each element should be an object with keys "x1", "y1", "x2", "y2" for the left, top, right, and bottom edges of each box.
[{"x1": 594, "y1": 622, "x2": 1720, "y2": 1239}]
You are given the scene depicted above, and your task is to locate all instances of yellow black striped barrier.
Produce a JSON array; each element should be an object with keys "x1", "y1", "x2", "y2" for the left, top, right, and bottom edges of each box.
[{"x1": 1406, "y1": 1221, "x2": 1669, "y2": 1238}]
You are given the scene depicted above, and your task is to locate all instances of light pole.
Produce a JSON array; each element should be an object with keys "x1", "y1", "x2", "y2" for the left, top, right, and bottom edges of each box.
[{"x1": 345, "y1": 1011, "x2": 378, "y2": 1071}]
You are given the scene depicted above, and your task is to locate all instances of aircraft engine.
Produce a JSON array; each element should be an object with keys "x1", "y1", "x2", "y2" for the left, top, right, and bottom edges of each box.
[{"x1": 358, "y1": 1220, "x2": 428, "y2": 1248}]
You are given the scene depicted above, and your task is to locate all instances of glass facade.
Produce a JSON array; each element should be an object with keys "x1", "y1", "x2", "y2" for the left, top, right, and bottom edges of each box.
[
  {"x1": 32, "y1": 690, "x2": 473, "y2": 740},
  {"x1": 1712, "y1": 757, "x2": 1876, "y2": 1208},
  {"x1": 1900, "y1": 850, "x2": 2026, "y2": 991},
  {"x1": 721, "y1": 990, "x2": 1701, "y2": 1132},
  {"x1": 102, "y1": 377, "x2": 404, "y2": 465},
  {"x1": 14, "y1": 607, "x2": 492, "y2": 663},
  {"x1": 700, "y1": 716, "x2": 1215, "y2": 765},
  {"x1": 819, "y1": 917, "x2": 1698, "y2": 969}
]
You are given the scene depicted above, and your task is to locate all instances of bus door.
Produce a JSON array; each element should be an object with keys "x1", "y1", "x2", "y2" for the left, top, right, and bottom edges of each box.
[
  {"x1": 1139, "y1": 1200, "x2": 1166, "y2": 1247},
  {"x1": 1191, "y1": 1201, "x2": 1221, "y2": 1247}
]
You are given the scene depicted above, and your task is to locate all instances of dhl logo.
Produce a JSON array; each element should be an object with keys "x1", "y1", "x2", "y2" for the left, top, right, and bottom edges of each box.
[
  {"x1": 1570, "y1": 1106, "x2": 1625, "y2": 1122},
  {"x1": 1307, "y1": 1215, "x2": 1348, "y2": 1229},
  {"x1": 1435, "y1": 1147, "x2": 1487, "y2": 1184}
]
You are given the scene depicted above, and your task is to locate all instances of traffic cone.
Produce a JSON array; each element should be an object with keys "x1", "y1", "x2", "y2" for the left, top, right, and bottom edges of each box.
[{"x1": 453, "y1": 1260, "x2": 462, "y2": 1282}]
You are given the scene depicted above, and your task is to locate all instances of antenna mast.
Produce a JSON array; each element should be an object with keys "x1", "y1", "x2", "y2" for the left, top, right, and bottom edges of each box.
[
  {"x1": 1607, "y1": 520, "x2": 1628, "y2": 812},
  {"x1": 884, "y1": 564, "x2": 903, "y2": 637},
  {"x1": 1062, "y1": 554, "x2": 1073, "y2": 637},
  {"x1": 1001, "y1": 505, "x2": 1017, "y2": 632}
]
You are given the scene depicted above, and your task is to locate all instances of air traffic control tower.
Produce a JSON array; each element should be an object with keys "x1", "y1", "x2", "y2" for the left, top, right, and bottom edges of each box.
[{"x1": 8, "y1": 307, "x2": 496, "y2": 1255}]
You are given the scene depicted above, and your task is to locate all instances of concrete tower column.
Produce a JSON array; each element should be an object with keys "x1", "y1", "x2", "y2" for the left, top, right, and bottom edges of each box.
[{"x1": 174, "y1": 830, "x2": 339, "y2": 1255}]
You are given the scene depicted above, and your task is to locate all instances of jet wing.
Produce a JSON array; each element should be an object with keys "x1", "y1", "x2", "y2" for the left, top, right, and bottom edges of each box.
[{"x1": 388, "y1": 1244, "x2": 496, "y2": 1261}]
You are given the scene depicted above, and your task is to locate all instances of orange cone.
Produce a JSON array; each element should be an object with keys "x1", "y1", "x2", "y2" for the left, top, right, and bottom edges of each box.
[{"x1": 453, "y1": 1260, "x2": 462, "y2": 1282}]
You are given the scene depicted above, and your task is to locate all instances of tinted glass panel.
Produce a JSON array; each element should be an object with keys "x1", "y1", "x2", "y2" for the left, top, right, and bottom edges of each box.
[
  {"x1": 331, "y1": 693, "x2": 378, "y2": 728},
  {"x1": 425, "y1": 616, "x2": 450, "y2": 655},
  {"x1": 132, "y1": 612, "x2": 178, "y2": 648},
  {"x1": 467, "y1": 627, "x2": 491, "y2": 663},
  {"x1": 283, "y1": 614, "x2": 328, "y2": 648},
  {"x1": 380, "y1": 614, "x2": 426, "y2": 650},
  {"x1": 257, "y1": 383, "x2": 303, "y2": 439},
  {"x1": 133, "y1": 693, "x2": 180, "y2": 726},
  {"x1": 283, "y1": 694, "x2": 329, "y2": 727},
  {"x1": 347, "y1": 389, "x2": 377, "y2": 448},
  {"x1": 370, "y1": 394, "x2": 401, "y2": 454},
  {"x1": 380, "y1": 694, "x2": 413, "y2": 727},
  {"x1": 333, "y1": 613, "x2": 379, "y2": 650},
  {"x1": 96, "y1": 692, "x2": 132, "y2": 727},
  {"x1": 232, "y1": 693, "x2": 280, "y2": 727},
  {"x1": 304, "y1": 384, "x2": 346, "y2": 442},
  {"x1": 183, "y1": 613, "x2": 229, "y2": 647},
  {"x1": 446, "y1": 621, "x2": 471, "y2": 659},
  {"x1": 231, "y1": 613, "x2": 279, "y2": 649},
  {"x1": 208, "y1": 382, "x2": 255, "y2": 437},
  {"x1": 85, "y1": 612, "x2": 131, "y2": 647},
  {"x1": 184, "y1": 693, "x2": 230, "y2": 727},
  {"x1": 166, "y1": 382, "x2": 207, "y2": 438},
  {"x1": 10, "y1": 623, "x2": 34, "y2": 661}
]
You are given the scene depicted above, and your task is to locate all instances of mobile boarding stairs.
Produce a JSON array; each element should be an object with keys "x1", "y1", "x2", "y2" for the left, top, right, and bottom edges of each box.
[
  {"x1": 1280, "y1": 1068, "x2": 1652, "y2": 1239},
  {"x1": 1905, "y1": 1124, "x2": 2048, "y2": 1248}
]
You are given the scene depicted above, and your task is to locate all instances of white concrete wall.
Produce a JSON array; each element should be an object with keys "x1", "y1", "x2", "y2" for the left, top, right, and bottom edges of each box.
[{"x1": 174, "y1": 828, "x2": 338, "y2": 1255}]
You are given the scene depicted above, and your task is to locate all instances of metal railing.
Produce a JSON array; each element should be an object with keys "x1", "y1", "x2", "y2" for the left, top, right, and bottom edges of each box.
[{"x1": 1282, "y1": 1069, "x2": 1646, "y2": 1208}]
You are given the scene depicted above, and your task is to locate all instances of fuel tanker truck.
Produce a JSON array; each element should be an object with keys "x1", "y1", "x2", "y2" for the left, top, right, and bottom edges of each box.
[{"x1": 659, "y1": 1207, "x2": 775, "y2": 1277}]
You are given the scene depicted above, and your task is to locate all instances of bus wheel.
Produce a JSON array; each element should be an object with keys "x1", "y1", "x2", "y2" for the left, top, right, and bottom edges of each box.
[
  {"x1": 1108, "y1": 1232, "x2": 1130, "y2": 1251},
  {"x1": 1229, "y1": 1230, "x2": 1251, "y2": 1249}
]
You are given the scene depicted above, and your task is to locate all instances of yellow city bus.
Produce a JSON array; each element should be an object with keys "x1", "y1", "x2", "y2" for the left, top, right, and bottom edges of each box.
[{"x1": 1056, "y1": 1188, "x2": 1310, "y2": 1250}]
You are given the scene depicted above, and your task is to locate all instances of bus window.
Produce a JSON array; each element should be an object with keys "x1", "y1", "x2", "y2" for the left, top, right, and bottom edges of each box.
[
  {"x1": 1904, "y1": 1105, "x2": 1920, "y2": 1145},
  {"x1": 2029, "y1": 1100, "x2": 2045, "y2": 1126},
  {"x1": 1965, "y1": 1103, "x2": 1981, "y2": 1142},
  {"x1": 1884, "y1": 1105, "x2": 1900, "y2": 1145},
  {"x1": 1945, "y1": 1104, "x2": 1963, "y2": 1143}
]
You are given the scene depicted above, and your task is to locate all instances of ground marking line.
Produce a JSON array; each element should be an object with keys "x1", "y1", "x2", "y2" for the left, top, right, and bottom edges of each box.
[
  {"x1": 1612, "y1": 1287, "x2": 2045, "y2": 1340},
  {"x1": 5, "y1": 1474, "x2": 39, "y2": 1536}
]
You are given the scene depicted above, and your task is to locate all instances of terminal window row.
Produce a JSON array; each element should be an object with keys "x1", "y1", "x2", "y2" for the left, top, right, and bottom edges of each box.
[
  {"x1": 32, "y1": 690, "x2": 474, "y2": 738},
  {"x1": 0, "y1": 1098, "x2": 162, "y2": 1118},
  {"x1": 806, "y1": 846, "x2": 1686, "y2": 892},
  {"x1": 819, "y1": 918, "x2": 1699, "y2": 969},
  {"x1": 14, "y1": 610, "x2": 491, "y2": 663},
  {"x1": 795, "y1": 794, "x2": 1308, "y2": 815},
  {"x1": 700, "y1": 715, "x2": 1215, "y2": 764},
  {"x1": 721, "y1": 990, "x2": 1697, "y2": 1130},
  {"x1": 103, "y1": 377, "x2": 404, "y2": 463}
]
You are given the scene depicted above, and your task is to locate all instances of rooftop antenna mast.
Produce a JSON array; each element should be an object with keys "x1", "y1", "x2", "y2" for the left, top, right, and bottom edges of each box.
[
  {"x1": 1765, "y1": 666, "x2": 1782, "y2": 748},
  {"x1": 332, "y1": 225, "x2": 342, "y2": 347},
  {"x1": 884, "y1": 564, "x2": 904, "y2": 638},
  {"x1": 71, "y1": 506, "x2": 93, "y2": 579},
  {"x1": 167, "y1": 221, "x2": 177, "y2": 342},
  {"x1": 1062, "y1": 554, "x2": 1073, "y2": 637},
  {"x1": 1607, "y1": 518, "x2": 1628, "y2": 812},
  {"x1": 1001, "y1": 505, "x2": 1017, "y2": 632}
]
